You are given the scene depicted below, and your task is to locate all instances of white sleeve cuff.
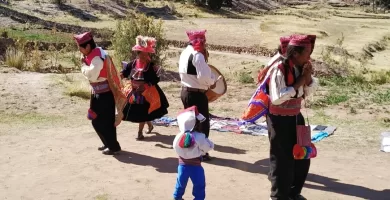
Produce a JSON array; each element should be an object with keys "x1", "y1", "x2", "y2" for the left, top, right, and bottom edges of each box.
[
  {"x1": 280, "y1": 86, "x2": 296, "y2": 98},
  {"x1": 308, "y1": 76, "x2": 318, "y2": 87},
  {"x1": 304, "y1": 76, "x2": 318, "y2": 97}
]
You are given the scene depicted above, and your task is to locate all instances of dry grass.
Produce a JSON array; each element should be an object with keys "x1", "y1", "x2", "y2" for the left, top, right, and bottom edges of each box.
[
  {"x1": 56, "y1": 74, "x2": 91, "y2": 100},
  {"x1": 0, "y1": 111, "x2": 65, "y2": 126},
  {"x1": 5, "y1": 47, "x2": 25, "y2": 70},
  {"x1": 66, "y1": 83, "x2": 90, "y2": 99}
]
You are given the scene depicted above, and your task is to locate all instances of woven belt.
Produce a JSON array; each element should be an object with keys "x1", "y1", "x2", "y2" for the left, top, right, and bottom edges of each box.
[
  {"x1": 183, "y1": 87, "x2": 206, "y2": 93},
  {"x1": 91, "y1": 81, "x2": 110, "y2": 94}
]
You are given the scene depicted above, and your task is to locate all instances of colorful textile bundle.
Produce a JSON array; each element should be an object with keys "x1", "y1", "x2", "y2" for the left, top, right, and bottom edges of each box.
[
  {"x1": 178, "y1": 131, "x2": 195, "y2": 148},
  {"x1": 293, "y1": 143, "x2": 317, "y2": 160},
  {"x1": 122, "y1": 79, "x2": 133, "y2": 97},
  {"x1": 104, "y1": 55, "x2": 127, "y2": 126},
  {"x1": 128, "y1": 93, "x2": 145, "y2": 104},
  {"x1": 142, "y1": 84, "x2": 161, "y2": 114},
  {"x1": 241, "y1": 77, "x2": 270, "y2": 123}
]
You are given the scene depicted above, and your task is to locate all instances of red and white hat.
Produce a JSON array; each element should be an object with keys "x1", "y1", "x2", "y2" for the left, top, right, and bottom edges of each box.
[
  {"x1": 74, "y1": 32, "x2": 93, "y2": 45},
  {"x1": 186, "y1": 29, "x2": 206, "y2": 43},
  {"x1": 280, "y1": 34, "x2": 316, "y2": 55},
  {"x1": 288, "y1": 34, "x2": 316, "y2": 53},
  {"x1": 177, "y1": 106, "x2": 206, "y2": 133},
  {"x1": 132, "y1": 35, "x2": 156, "y2": 53},
  {"x1": 279, "y1": 35, "x2": 292, "y2": 55}
]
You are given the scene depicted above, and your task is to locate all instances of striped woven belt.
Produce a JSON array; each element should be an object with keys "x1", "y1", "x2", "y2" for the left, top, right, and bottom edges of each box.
[{"x1": 91, "y1": 81, "x2": 110, "y2": 94}]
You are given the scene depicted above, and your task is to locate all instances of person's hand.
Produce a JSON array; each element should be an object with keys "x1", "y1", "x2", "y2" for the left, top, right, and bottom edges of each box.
[
  {"x1": 114, "y1": 114, "x2": 123, "y2": 127},
  {"x1": 302, "y1": 63, "x2": 313, "y2": 84},
  {"x1": 302, "y1": 63, "x2": 312, "y2": 78},
  {"x1": 210, "y1": 83, "x2": 216, "y2": 89},
  {"x1": 210, "y1": 76, "x2": 222, "y2": 89},
  {"x1": 80, "y1": 55, "x2": 86, "y2": 64}
]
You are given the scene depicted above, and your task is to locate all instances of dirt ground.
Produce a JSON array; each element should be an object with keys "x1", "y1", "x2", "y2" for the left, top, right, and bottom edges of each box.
[{"x1": 1, "y1": 49, "x2": 390, "y2": 200}]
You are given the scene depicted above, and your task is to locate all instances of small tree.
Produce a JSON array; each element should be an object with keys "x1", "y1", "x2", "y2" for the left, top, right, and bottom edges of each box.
[{"x1": 111, "y1": 12, "x2": 167, "y2": 67}]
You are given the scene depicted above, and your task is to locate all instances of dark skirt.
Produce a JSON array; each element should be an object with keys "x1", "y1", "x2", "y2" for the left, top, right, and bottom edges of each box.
[{"x1": 122, "y1": 84, "x2": 169, "y2": 122}]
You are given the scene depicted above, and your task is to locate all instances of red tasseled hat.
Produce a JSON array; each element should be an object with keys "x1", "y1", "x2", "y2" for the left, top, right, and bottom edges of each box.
[
  {"x1": 288, "y1": 34, "x2": 316, "y2": 54},
  {"x1": 132, "y1": 35, "x2": 156, "y2": 54},
  {"x1": 289, "y1": 34, "x2": 316, "y2": 47},
  {"x1": 73, "y1": 32, "x2": 93, "y2": 45},
  {"x1": 186, "y1": 29, "x2": 206, "y2": 42}
]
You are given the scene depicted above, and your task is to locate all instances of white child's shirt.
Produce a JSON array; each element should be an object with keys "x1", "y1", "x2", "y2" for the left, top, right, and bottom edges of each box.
[{"x1": 173, "y1": 131, "x2": 214, "y2": 159}]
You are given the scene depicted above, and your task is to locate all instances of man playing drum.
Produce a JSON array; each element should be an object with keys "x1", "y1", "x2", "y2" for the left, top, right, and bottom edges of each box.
[{"x1": 178, "y1": 29, "x2": 220, "y2": 161}]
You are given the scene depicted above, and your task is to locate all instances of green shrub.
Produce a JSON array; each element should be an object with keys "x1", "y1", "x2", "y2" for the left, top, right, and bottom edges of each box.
[{"x1": 111, "y1": 12, "x2": 167, "y2": 67}]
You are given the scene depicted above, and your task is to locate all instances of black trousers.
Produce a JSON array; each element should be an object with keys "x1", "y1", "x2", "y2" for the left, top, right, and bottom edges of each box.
[
  {"x1": 180, "y1": 88, "x2": 210, "y2": 138},
  {"x1": 90, "y1": 91, "x2": 121, "y2": 151},
  {"x1": 266, "y1": 113, "x2": 310, "y2": 200}
]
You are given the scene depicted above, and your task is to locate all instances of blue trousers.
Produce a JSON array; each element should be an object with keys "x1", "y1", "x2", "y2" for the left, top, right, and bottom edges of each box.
[{"x1": 173, "y1": 165, "x2": 206, "y2": 200}]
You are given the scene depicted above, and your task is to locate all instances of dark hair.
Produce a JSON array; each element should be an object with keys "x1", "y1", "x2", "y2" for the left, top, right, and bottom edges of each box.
[
  {"x1": 285, "y1": 45, "x2": 305, "y2": 59},
  {"x1": 277, "y1": 45, "x2": 282, "y2": 54},
  {"x1": 281, "y1": 45, "x2": 306, "y2": 67},
  {"x1": 79, "y1": 38, "x2": 96, "y2": 49}
]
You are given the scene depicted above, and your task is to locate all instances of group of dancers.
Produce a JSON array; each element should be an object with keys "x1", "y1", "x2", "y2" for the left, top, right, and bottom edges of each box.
[{"x1": 74, "y1": 30, "x2": 318, "y2": 200}]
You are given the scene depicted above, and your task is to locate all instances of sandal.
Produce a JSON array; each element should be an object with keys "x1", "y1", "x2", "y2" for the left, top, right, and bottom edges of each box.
[
  {"x1": 136, "y1": 132, "x2": 145, "y2": 140},
  {"x1": 145, "y1": 125, "x2": 154, "y2": 134}
]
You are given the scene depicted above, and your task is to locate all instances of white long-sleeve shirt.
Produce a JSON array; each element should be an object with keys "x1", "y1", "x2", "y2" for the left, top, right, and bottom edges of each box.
[
  {"x1": 173, "y1": 131, "x2": 214, "y2": 159},
  {"x1": 81, "y1": 47, "x2": 108, "y2": 83},
  {"x1": 179, "y1": 45, "x2": 215, "y2": 90},
  {"x1": 268, "y1": 61, "x2": 318, "y2": 105}
]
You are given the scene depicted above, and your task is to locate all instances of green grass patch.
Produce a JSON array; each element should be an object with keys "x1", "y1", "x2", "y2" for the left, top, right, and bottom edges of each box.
[
  {"x1": 312, "y1": 75, "x2": 369, "y2": 108},
  {"x1": 0, "y1": 28, "x2": 73, "y2": 43},
  {"x1": 372, "y1": 90, "x2": 390, "y2": 104},
  {"x1": 236, "y1": 71, "x2": 254, "y2": 84},
  {"x1": 314, "y1": 92, "x2": 350, "y2": 107},
  {"x1": 313, "y1": 71, "x2": 390, "y2": 108}
]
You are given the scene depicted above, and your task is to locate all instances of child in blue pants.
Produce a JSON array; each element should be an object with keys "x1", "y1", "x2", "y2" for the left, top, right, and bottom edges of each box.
[{"x1": 173, "y1": 106, "x2": 214, "y2": 200}]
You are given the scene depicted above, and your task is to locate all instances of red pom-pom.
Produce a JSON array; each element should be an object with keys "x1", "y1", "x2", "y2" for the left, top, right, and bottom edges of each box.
[{"x1": 293, "y1": 144, "x2": 304, "y2": 159}]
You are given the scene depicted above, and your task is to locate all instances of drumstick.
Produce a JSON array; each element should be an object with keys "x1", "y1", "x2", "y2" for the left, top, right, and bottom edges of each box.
[{"x1": 216, "y1": 75, "x2": 222, "y2": 82}]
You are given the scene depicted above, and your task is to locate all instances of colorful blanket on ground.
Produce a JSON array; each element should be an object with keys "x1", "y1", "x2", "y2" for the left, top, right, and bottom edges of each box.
[{"x1": 152, "y1": 114, "x2": 336, "y2": 143}]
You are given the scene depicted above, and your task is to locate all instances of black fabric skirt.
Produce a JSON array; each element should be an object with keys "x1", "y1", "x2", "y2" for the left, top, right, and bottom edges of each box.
[{"x1": 122, "y1": 84, "x2": 169, "y2": 122}]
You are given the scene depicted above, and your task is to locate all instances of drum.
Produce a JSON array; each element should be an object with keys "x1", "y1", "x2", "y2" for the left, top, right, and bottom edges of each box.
[{"x1": 206, "y1": 64, "x2": 227, "y2": 103}]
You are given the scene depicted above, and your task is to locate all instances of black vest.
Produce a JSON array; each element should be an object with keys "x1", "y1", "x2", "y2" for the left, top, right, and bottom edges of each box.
[{"x1": 187, "y1": 54, "x2": 197, "y2": 75}]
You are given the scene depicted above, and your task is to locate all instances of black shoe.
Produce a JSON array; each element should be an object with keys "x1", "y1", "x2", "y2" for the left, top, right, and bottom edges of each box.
[
  {"x1": 98, "y1": 146, "x2": 106, "y2": 151},
  {"x1": 202, "y1": 153, "x2": 212, "y2": 161},
  {"x1": 290, "y1": 194, "x2": 307, "y2": 200},
  {"x1": 102, "y1": 148, "x2": 120, "y2": 155}
]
